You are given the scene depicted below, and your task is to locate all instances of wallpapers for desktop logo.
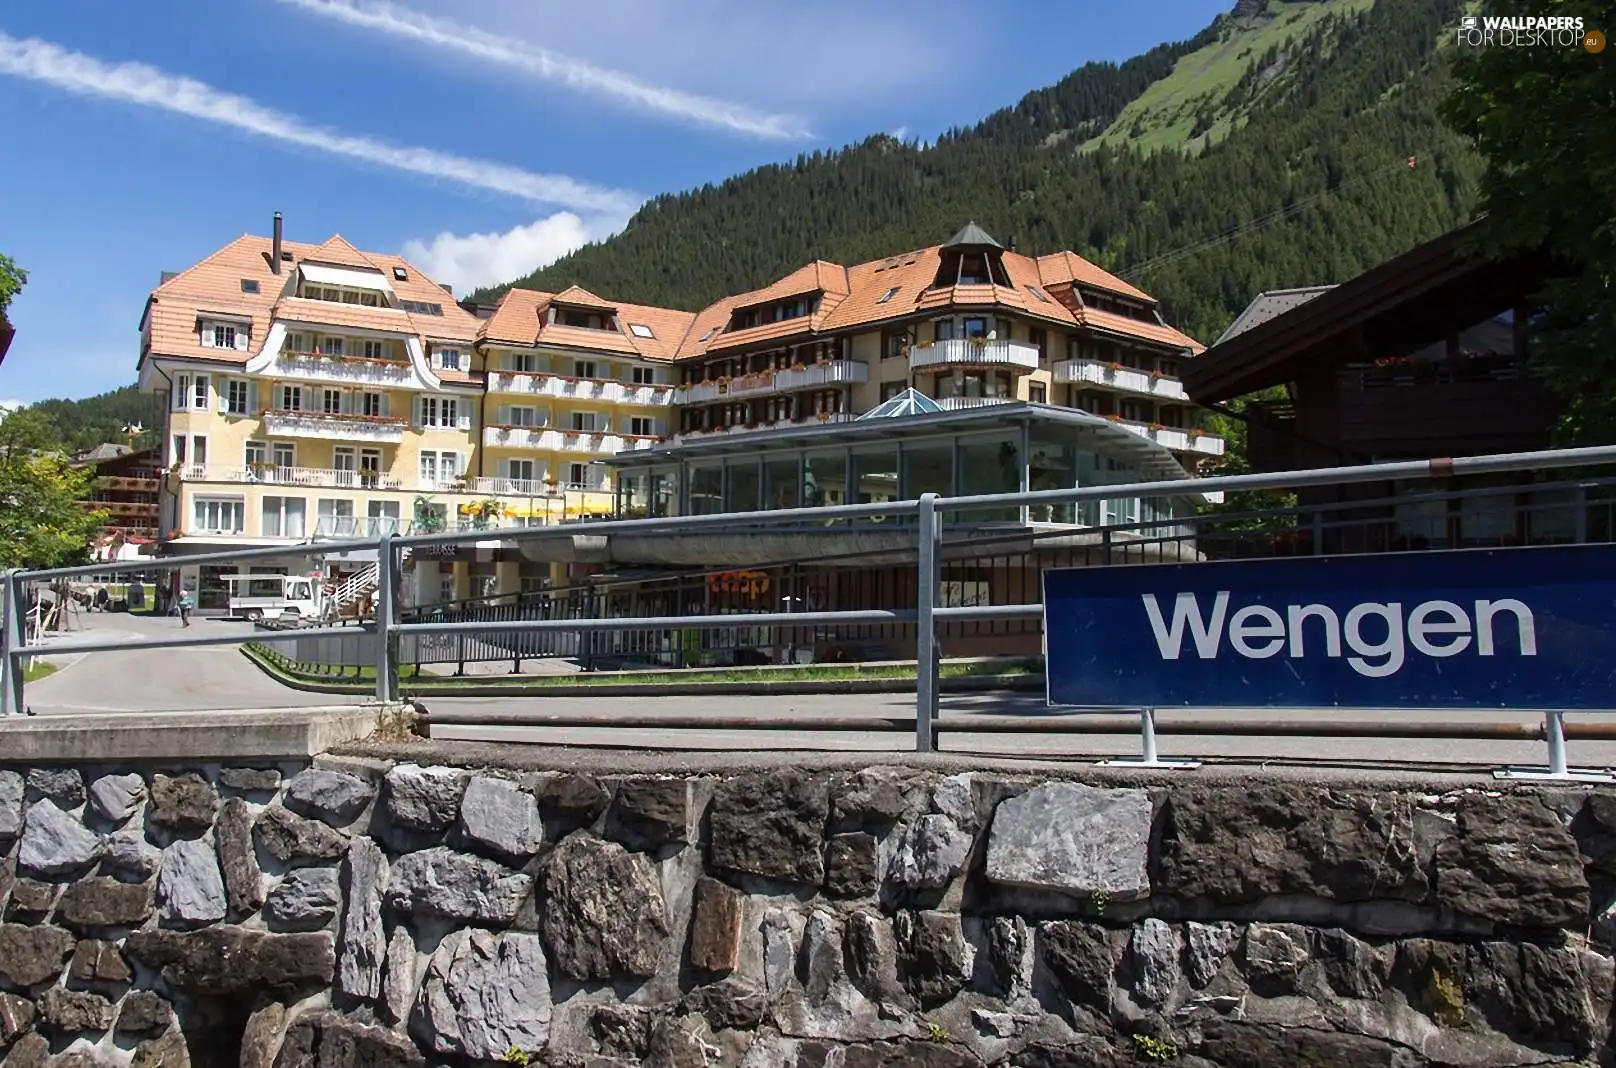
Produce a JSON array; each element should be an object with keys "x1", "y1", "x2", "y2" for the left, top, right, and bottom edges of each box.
[{"x1": 1457, "y1": 14, "x2": 1606, "y2": 52}]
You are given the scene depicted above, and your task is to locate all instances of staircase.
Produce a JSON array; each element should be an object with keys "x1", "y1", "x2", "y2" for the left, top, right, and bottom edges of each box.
[{"x1": 330, "y1": 563, "x2": 380, "y2": 615}]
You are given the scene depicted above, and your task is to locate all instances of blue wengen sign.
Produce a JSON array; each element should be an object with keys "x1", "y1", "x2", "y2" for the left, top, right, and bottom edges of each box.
[{"x1": 1041, "y1": 544, "x2": 1616, "y2": 710}]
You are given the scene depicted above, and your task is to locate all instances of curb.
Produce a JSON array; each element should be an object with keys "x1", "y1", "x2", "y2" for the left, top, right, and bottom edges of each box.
[{"x1": 240, "y1": 646, "x2": 1044, "y2": 698}]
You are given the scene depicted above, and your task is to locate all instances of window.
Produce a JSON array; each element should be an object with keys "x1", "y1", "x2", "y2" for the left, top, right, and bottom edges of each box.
[
  {"x1": 340, "y1": 290, "x2": 362, "y2": 305},
  {"x1": 225, "y1": 380, "x2": 251, "y2": 415},
  {"x1": 361, "y1": 340, "x2": 386, "y2": 360},
  {"x1": 400, "y1": 300, "x2": 444, "y2": 316},
  {"x1": 436, "y1": 347, "x2": 463, "y2": 371},
  {"x1": 171, "y1": 435, "x2": 186, "y2": 466},
  {"x1": 631, "y1": 366, "x2": 657, "y2": 385},
  {"x1": 317, "y1": 499, "x2": 355, "y2": 520},
  {"x1": 279, "y1": 386, "x2": 302, "y2": 412},
  {"x1": 628, "y1": 323, "x2": 655, "y2": 339},
  {"x1": 504, "y1": 406, "x2": 539, "y2": 427},
  {"x1": 323, "y1": 389, "x2": 343, "y2": 415},
  {"x1": 392, "y1": 266, "x2": 408, "y2": 281},
  {"x1": 1030, "y1": 384, "x2": 1047, "y2": 404},
  {"x1": 332, "y1": 448, "x2": 356, "y2": 478},
  {"x1": 1030, "y1": 328, "x2": 1047, "y2": 363},
  {"x1": 240, "y1": 279, "x2": 260, "y2": 294},
  {"x1": 699, "y1": 327, "x2": 717, "y2": 342},
  {"x1": 190, "y1": 436, "x2": 208, "y2": 466},
  {"x1": 205, "y1": 324, "x2": 237, "y2": 349},
  {"x1": 360, "y1": 449, "x2": 381, "y2": 481},
  {"x1": 172, "y1": 375, "x2": 190, "y2": 411},
  {"x1": 504, "y1": 352, "x2": 539, "y2": 373},
  {"x1": 244, "y1": 441, "x2": 266, "y2": 467},
  {"x1": 934, "y1": 320, "x2": 957, "y2": 342},
  {"x1": 361, "y1": 392, "x2": 383, "y2": 418},
  {"x1": 1027, "y1": 285, "x2": 1051, "y2": 303},
  {"x1": 570, "y1": 412, "x2": 598, "y2": 432},
  {"x1": 319, "y1": 337, "x2": 344, "y2": 357},
  {"x1": 876, "y1": 286, "x2": 901, "y2": 304},
  {"x1": 418, "y1": 396, "x2": 459, "y2": 429},
  {"x1": 260, "y1": 497, "x2": 306, "y2": 539},
  {"x1": 629, "y1": 417, "x2": 655, "y2": 436},
  {"x1": 882, "y1": 332, "x2": 907, "y2": 360},
  {"x1": 573, "y1": 360, "x2": 597, "y2": 379},
  {"x1": 193, "y1": 497, "x2": 244, "y2": 534},
  {"x1": 284, "y1": 332, "x2": 308, "y2": 354},
  {"x1": 568, "y1": 463, "x2": 587, "y2": 488},
  {"x1": 506, "y1": 459, "x2": 537, "y2": 483},
  {"x1": 419, "y1": 450, "x2": 461, "y2": 486},
  {"x1": 880, "y1": 382, "x2": 906, "y2": 401},
  {"x1": 271, "y1": 443, "x2": 295, "y2": 469},
  {"x1": 192, "y1": 375, "x2": 210, "y2": 410},
  {"x1": 963, "y1": 318, "x2": 989, "y2": 339}
]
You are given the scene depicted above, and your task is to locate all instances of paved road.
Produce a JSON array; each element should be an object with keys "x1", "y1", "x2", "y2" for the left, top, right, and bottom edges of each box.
[
  {"x1": 15, "y1": 612, "x2": 1616, "y2": 775},
  {"x1": 20, "y1": 612, "x2": 337, "y2": 715}
]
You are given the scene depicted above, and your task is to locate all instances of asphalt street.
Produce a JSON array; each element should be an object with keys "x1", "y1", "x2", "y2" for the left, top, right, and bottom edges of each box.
[{"x1": 15, "y1": 611, "x2": 1616, "y2": 775}]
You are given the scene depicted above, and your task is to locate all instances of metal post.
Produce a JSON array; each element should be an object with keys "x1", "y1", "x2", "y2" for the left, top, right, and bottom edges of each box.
[
  {"x1": 374, "y1": 533, "x2": 396, "y2": 702},
  {"x1": 1, "y1": 569, "x2": 23, "y2": 716},
  {"x1": 916, "y1": 493, "x2": 940, "y2": 753},
  {"x1": 1495, "y1": 710, "x2": 1614, "y2": 782},
  {"x1": 1100, "y1": 708, "x2": 1201, "y2": 770}
]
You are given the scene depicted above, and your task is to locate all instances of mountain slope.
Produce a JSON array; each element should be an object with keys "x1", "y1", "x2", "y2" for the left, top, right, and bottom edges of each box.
[{"x1": 482, "y1": 0, "x2": 1478, "y2": 348}]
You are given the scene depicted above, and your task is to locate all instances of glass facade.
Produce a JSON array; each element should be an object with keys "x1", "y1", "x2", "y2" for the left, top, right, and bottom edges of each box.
[{"x1": 622, "y1": 419, "x2": 1192, "y2": 529}]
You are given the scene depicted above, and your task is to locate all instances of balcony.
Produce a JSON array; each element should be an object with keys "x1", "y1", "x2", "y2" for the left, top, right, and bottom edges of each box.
[
  {"x1": 262, "y1": 408, "x2": 407, "y2": 444},
  {"x1": 480, "y1": 426, "x2": 659, "y2": 454},
  {"x1": 670, "y1": 412, "x2": 854, "y2": 443},
  {"x1": 1111, "y1": 418, "x2": 1226, "y2": 456},
  {"x1": 487, "y1": 372, "x2": 673, "y2": 406},
  {"x1": 1055, "y1": 358, "x2": 1188, "y2": 400},
  {"x1": 908, "y1": 338, "x2": 1040, "y2": 372},
  {"x1": 178, "y1": 464, "x2": 405, "y2": 490},
  {"x1": 673, "y1": 360, "x2": 869, "y2": 405},
  {"x1": 312, "y1": 515, "x2": 407, "y2": 539},
  {"x1": 483, "y1": 424, "x2": 553, "y2": 450},
  {"x1": 934, "y1": 396, "x2": 1016, "y2": 411},
  {"x1": 271, "y1": 350, "x2": 423, "y2": 389},
  {"x1": 98, "y1": 474, "x2": 160, "y2": 492},
  {"x1": 471, "y1": 476, "x2": 556, "y2": 497}
]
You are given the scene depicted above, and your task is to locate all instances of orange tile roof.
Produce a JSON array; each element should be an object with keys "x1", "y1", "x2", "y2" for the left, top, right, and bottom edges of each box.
[
  {"x1": 477, "y1": 288, "x2": 699, "y2": 362},
  {"x1": 141, "y1": 232, "x2": 483, "y2": 381},
  {"x1": 1078, "y1": 306, "x2": 1202, "y2": 351},
  {"x1": 1034, "y1": 250, "x2": 1153, "y2": 303},
  {"x1": 479, "y1": 289, "x2": 553, "y2": 347}
]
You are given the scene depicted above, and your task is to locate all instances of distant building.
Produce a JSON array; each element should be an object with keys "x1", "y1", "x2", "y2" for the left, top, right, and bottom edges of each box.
[{"x1": 73, "y1": 444, "x2": 161, "y2": 560}]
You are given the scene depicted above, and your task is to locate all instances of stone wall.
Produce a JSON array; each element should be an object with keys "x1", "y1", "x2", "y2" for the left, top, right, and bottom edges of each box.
[{"x1": 1, "y1": 757, "x2": 1614, "y2": 1067}]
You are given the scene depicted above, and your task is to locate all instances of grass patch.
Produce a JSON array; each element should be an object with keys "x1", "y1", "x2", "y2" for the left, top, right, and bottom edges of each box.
[
  {"x1": 244, "y1": 642, "x2": 1042, "y2": 691},
  {"x1": 22, "y1": 660, "x2": 57, "y2": 683}
]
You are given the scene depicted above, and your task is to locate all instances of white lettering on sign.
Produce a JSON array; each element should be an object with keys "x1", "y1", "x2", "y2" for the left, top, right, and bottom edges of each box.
[{"x1": 1141, "y1": 592, "x2": 1537, "y2": 678}]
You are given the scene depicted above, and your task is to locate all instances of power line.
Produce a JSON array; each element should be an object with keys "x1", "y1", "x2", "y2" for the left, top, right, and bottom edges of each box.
[{"x1": 1118, "y1": 154, "x2": 1420, "y2": 281}]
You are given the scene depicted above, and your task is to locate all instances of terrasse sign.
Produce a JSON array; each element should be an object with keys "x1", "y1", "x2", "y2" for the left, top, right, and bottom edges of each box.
[{"x1": 1042, "y1": 545, "x2": 1616, "y2": 710}]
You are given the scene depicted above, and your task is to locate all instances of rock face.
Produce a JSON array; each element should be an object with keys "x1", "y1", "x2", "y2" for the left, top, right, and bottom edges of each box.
[
  {"x1": 338, "y1": 838, "x2": 389, "y2": 1001},
  {"x1": 265, "y1": 867, "x2": 341, "y2": 931},
  {"x1": 116, "y1": 991, "x2": 173, "y2": 1035},
  {"x1": 57, "y1": 877, "x2": 154, "y2": 930},
  {"x1": 215, "y1": 797, "x2": 264, "y2": 915},
  {"x1": 255, "y1": 806, "x2": 349, "y2": 865},
  {"x1": 27, "y1": 769, "x2": 85, "y2": 808},
  {"x1": 384, "y1": 764, "x2": 469, "y2": 832},
  {"x1": 610, "y1": 777, "x2": 689, "y2": 849},
  {"x1": 279, "y1": 1011, "x2": 425, "y2": 1068},
  {"x1": 688, "y1": 877, "x2": 744, "y2": 974},
  {"x1": 895, "y1": 910, "x2": 972, "y2": 1007},
  {"x1": 825, "y1": 832, "x2": 879, "y2": 898},
  {"x1": 156, "y1": 838, "x2": 226, "y2": 927},
  {"x1": 0, "y1": 923, "x2": 75, "y2": 986},
  {"x1": 125, "y1": 926, "x2": 334, "y2": 992},
  {"x1": 148, "y1": 772, "x2": 219, "y2": 831},
  {"x1": 86, "y1": 773, "x2": 145, "y2": 824},
  {"x1": 0, "y1": 992, "x2": 35, "y2": 1043},
  {"x1": 709, "y1": 771, "x2": 829, "y2": 885},
  {"x1": 385, "y1": 846, "x2": 530, "y2": 925},
  {"x1": 413, "y1": 929, "x2": 551, "y2": 1061},
  {"x1": 1436, "y1": 794, "x2": 1589, "y2": 929},
  {"x1": 69, "y1": 939, "x2": 131, "y2": 984},
  {"x1": 18, "y1": 801, "x2": 102, "y2": 879},
  {"x1": 541, "y1": 834, "x2": 669, "y2": 980},
  {"x1": 102, "y1": 828, "x2": 162, "y2": 883},
  {"x1": 458, "y1": 775, "x2": 543, "y2": 860},
  {"x1": 219, "y1": 767, "x2": 281, "y2": 793},
  {"x1": 986, "y1": 782, "x2": 1153, "y2": 900},
  {"x1": 0, "y1": 771, "x2": 23, "y2": 839},
  {"x1": 283, "y1": 768, "x2": 375, "y2": 825},
  {"x1": 887, "y1": 814, "x2": 972, "y2": 893},
  {"x1": 37, "y1": 986, "x2": 113, "y2": 1033}
]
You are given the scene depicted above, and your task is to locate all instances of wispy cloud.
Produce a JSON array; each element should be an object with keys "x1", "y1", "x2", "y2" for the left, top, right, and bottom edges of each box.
[
  {"x1": 274, "y1": 0, "x2": 811, "y2": 141},
  {"x1": 0, "y1": 32, "x2": 642, "y2": 216},
  {"x1": 402, "y1": 213, "x2": 621, "y2": 295}
]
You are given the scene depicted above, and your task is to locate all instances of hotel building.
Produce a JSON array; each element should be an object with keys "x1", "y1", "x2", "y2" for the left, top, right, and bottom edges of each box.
[{"x1": 138, "y1": 216, "x2": 1222, "y2": 611}]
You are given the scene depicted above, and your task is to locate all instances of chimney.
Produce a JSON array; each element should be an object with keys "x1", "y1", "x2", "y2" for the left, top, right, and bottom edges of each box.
[{"x1": 271, "y1": 212, "x2": 283, "y2": 274}]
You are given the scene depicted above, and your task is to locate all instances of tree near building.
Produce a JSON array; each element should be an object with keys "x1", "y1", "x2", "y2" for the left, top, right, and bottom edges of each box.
[
  {"x1": 0, "y1": 253, "x2": 24, "y2": 323},
  {"x1": 0, "y1": 409, "x2": 107, "y2": 570},
  {"x1": 1442, "y1": 1, "x2": 1616, "y2": 443}
]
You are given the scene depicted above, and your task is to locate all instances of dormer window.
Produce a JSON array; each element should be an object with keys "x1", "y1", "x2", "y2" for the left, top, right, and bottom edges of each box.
[
  {"x1": 628, "y1": 323, "x2": 655, "y2": 339},
  {"x1": 556, "y1": 308, "x2": 611, "y2": 330},
  {"x1": 240, "y1": 279, "x2": 260, "y2": 294},
  {"x1": 876, "y1": 286, "x2": 901, "y2": 304},
  {"x1": 201, "y1": 320, "x2": 249, "y2": 350},
  {"x1": 392, "y1": 267, "x2": 408, "y2": 281},
  {"x1": 435, "y1": 347, "x2": 463, "y2": 371},
  {"x1": 211, "y1": 325, "x2": 236, "y2": 349}
]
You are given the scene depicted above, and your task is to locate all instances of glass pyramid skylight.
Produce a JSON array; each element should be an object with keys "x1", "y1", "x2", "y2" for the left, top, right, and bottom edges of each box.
[{"x1": 856, "y1": 388, "x2": 945, "y2": 420}]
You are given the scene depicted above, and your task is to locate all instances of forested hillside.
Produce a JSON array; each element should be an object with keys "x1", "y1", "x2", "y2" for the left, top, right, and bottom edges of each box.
[
  {"x1": 481, "y1": 0, "x2": 1479, "y2": 346},
  {"x1": 21, "y1": 385, "x2": 161, "y2": 455}
]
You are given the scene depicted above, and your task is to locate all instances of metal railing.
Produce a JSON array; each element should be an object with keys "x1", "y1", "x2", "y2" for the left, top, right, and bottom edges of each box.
[{"x1": 7, "y1": 444, "x2": 1616, "y2": 770}]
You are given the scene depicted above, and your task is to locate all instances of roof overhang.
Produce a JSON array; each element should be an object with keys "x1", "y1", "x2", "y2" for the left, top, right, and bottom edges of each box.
[
  {"x1": 605, "y1": 403, "x2": 1193, "y2": 483},
  {"x1": 1183, "y1": 217, "x2": 1562, "y2": 403}
]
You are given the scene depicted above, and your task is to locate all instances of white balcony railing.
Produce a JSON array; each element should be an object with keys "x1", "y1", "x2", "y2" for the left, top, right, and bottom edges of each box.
[
  {"x1": 669, "y1": 412, "x2": 854, "y2": 443},
  {"x1": 481, "y1": 426, "x2": 660, "y2": 454},
  {"x1": 312, "y1": 515, "x2": 405, "y2": 539},
  {"x1": 672, "y1": 360, "x2": 870, "y2": 405},
  {"x1": 486, "y1": 372, "x2": 674, "y2": 406},
  {"x1": 186, "y1": 465, "x2": 404, "y2": 490},
  {"x1": 483, "y1": 425, "x2": 552, "y2": 450},
  {"x1": 934, "y1": 396, "x2": 1016, "y2": 411},
  {"x1": 273, "y1": 351, "x2": 420, "y2": 388},
  {"x1": 908, "y1": 338, "x2": 1041, "y2": 372},
  {"x1": 262, "y1": 409, "x2": 407, "y2": 444},
  {"x1": 1054, "y1": 358, "x2": 1188, "y2": 400},
  {"x1": 471, "y1": 477, "x2": 552, "y2": 497},
  {"x1": 1112, "y1": 419, "x2": 1226, "y2": 456}
]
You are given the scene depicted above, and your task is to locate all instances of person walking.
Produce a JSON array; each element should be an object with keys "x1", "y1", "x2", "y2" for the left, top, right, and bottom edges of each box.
[{"x1": 177, "y1": 588, "x2": 193, "y2": 628}]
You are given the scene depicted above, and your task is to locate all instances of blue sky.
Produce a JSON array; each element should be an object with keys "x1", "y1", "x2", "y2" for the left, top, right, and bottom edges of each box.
[{"x1": 0, "y1": 0, "x2": 1230, "y2": 405}]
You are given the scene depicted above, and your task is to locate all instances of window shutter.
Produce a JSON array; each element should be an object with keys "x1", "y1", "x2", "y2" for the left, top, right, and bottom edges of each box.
[
  {"x1": 216, "y1": 383, "x2": 227, "y2": 413},
  {"x1": 236, "y1": 329, "x2": 250, "y2": 352},
  {"x1": 413, "y1": 396, "x2": 423, "y2": 426},
  {"x1": 456, "y1": 406, "x2": 470, "y2": 432},
  {"x1": 201, "y1": 328, "x2": 214, "y2": 349},
  {"x1": 248, "y1": 383, "x2": 260, "y2": 413},
  {"x1": 380, "y1": 393, "x2": 391, "y2": 418}
]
